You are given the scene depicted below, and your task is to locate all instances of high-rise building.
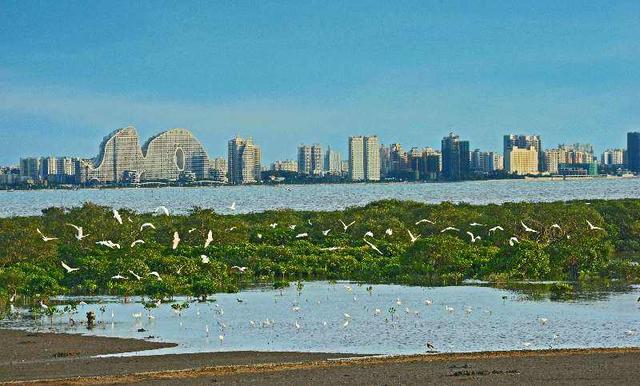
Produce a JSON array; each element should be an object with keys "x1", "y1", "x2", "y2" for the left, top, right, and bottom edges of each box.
[
  {"x1": 504, "y1": 134, "x2": 543, "y2": 173},
  {"x1": 348, "y1": 135, "x2": 380, "y2": 181},
  {"x1": 379, "y1": 145, "x2": 391, "y2": 178},
  {"x1": 544, "y1": 144, "x2": 595, "y2": 174},
  {"x1": 364, "y1": 136, "x2": 380, "y2": 181},
  {"x1": 19, "y1": 157, "x2": 41, "y2": 180},
  {"x1": 422, "y1": 149, "x2": 442, "y2": 179},
  {"x1": 470, "y1": 149, "x2": 503, "y2": 174},
  {"x1": 508, "y1": 147, "x2": 538, "y2": 175},
  {"x1": 441, "y1": 133, "x2": 470, "y2": 180},
  {"x1": 627, "y1": 132, "x2": 640, "y2": 173},
  {"x1": 228, "y1": 136, "x2": 261, "y2": 184},
  {"x1": 348, "y1": 136, "x2": 365, "y2": 181},
  {"x1": 209, "y1": 157, "x2": 228, "y2": 182},
  {"x1": 324, "y1": 147, "x2": 342, "y2": 175},
  {"x1": 601, "y1": 149, "x2": 625, "y2": 166},
  {"x1": 297, "y1": 144, "x2": 323, "y2": 175}
]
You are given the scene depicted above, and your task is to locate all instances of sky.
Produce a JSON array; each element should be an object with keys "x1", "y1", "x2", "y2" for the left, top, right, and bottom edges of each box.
[{"x1": 1, "y1": 0, "x2": 639, "y2": 165}]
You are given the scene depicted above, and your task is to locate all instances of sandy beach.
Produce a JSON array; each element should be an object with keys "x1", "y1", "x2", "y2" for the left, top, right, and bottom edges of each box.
[{"x1": 2, "y1": 329, "x2": 640, "y2": 385}]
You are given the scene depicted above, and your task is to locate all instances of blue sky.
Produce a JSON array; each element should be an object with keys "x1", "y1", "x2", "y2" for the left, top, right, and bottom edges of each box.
[{"x1": 1, "y1": 1, "x2": 638, "y2": 164}]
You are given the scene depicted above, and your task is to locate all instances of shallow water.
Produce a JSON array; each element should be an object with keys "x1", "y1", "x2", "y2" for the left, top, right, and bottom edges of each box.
[
  {"x1": 3, "y1": 282, "x2": 639, "y2": 356},
  {"x1": 1, "y1": 178, "x2": 640, "y2": 217}
]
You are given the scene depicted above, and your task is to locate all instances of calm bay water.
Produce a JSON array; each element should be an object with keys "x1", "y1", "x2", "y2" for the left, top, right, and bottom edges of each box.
[
  {"x1": 4, "y1": 282, "x2": 639, "y2": 356},
  {"x1": 1, "y1": 178, "x2": 640, "y2": 217}
]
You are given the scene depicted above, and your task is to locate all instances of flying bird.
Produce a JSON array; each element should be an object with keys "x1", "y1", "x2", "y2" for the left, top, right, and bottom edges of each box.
[
  {"x1": 489, "y1": 226, "x2": 504, "y2": 233},
  {"x1": 270, "y1": 223, "x2": 278, "y2": 228},
  {"x1": 148, "y1": 271, "x2": 162, "y2": 281},
  {"x1": 61, "y1": 261, "x2": 80, "y2": 273},
  {"x1": 470, "y1": 222, "x2": 485, "y2": 227},
  {"x1": 363, "y1": 238, "x2": 383, "y2": 255},
  {"x1": 587, "y1": 220, "x2": 604, "y2": 231},
  {"x1": 509, "y1": 236, "x2": 520, "y2": 246},
  {"x1": 385, "y1": 228, "x2": 393, "y2": 236},
  {"x1": 172, "y1": 231, "x2": 180, "y2": 250},
  {"x1": 228, "y1": 202, "x2": 236, "y2": 211},
  {"x1": 128, "y1": 270, "x2": 142, "y2": 281},
  {"x1": 140, "y1": 223, "x2": 156, "y2": 231},
  {"x1": 154, "y1": 206, "x2": 170, "y2": 216},
  {"x1": 131, "y1": 239, "x2": 145, "y2": 247},
  {"x1": 289, "y1": 224, "x2": 297, "y2": 230},
  {"x1": 307, "y1": 219, "x2": 313, "y2": 226},
  {"x1": 415, "y1": 219, "x2": 435, "y2": 225},
  {"x1": 426, "y1": 341, "x2": 436, "y2": 351},
  {"x1": 339, "y1": 220, "x2": 355, "y2": 231},
  {"x1": 232, "y1": 266, "x2": 248, "y2": 273},
  {"x1": 440, "y1": 227, "x2": 460, "y2": 233},
  {"x1": 295, "y1": 233, "x2": 308, "y2": 239},
  {"x1": 113, "y1": 209, "x2": 123, "y2": 225},
  {"x1": 322, "y1": 229, "x2": 331, "y2": 236},
  {"x1": 364, "y1": 231, "x2": 374, "y2": 238},
  {"x1": 521, "y1": 221, "x2": 539, "y2": 233},
  {"x1": 111, "y1": 274, "x2": 127, "y2": 280},
  {"x1": 204, "y1": 230, "x2": 213, "y2": 248},
  {"x1": 96, "y1": 240, "x2": 120, "y2": 249},
  {"x1": 201, "y1": 255, "x2": 210, "y2": 264},
  {"x1": 466, "y1": 231, "x2": 481, "y2": 243},
  {"x1": 66, "y1": 223, "x2": 89, "y2": 240},
  {"x1": 320, "y1": 246, "x2": 343, "y2": 251},
  {"x1": 407, "y1": 230, "x2": 419, "y2": 243},
  {"x1": 37, "y1": 228, "x2": 58, "y2": 242},
  {"x1": 550, "y1": 224, "x2": 562, "y2": 230}
]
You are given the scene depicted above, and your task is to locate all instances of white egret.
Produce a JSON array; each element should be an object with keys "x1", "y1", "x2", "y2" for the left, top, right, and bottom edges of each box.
[
  {"x1": 228, "y1": 202, "x2": 236, "y2": 211},
  {"x1": 172, "y1": 231, "x2": 180, "y2": 250},
  {"x1": 226, "y1": 226, "x2": 237, "y2": 232},
  {"x1": 219, "y1": 335, "x2": 225, "y2": 343},
  {"x1": 509, "y1": 236, "x2": 520, "y2": 246},
  {"x1": 270, "y1": 223, "x2": 278, "y2": 228},
  {"x1": 374, "y1": 308, "x2": 381, "y2": 316},
  {"x1": 587, "y1": 220, "x2": 604, "y2": 231},
  {"x1": 307, "y1": 219, "x2": 313, "y2": 226},
  {"x1": 128, "y1": 270, "x2": 142, "y2": 281},
  {"x1": 140, "y1": 223, "x2": 156, "y2": 231},
  {"x1": 61, "y1": 261, "x2": 80, "y2": 273},
  {"x1": 342, "y1": 319, "x2": 349, "y2": 327},
  {"x1": 415, "y1": 219, "x2": 435, "y2": 225},
  {"x1": 339, "y1": 220, "x2": 355, "y2": 231},
  {"x1": 39, "y1": 301, "x2": 48, "y2": 310},
  {"x1": 489, "y1": 226, "x2": 504, "y2": 233},
  {"x1": 201, "y1": 255, "x2": 210, "y2": 264},
  {"x1": 396, "y1": 298, "x2": 402, "y2": 305},
  {"x1": 407, "y1": 230, "x2": 419, "y2": 243},
  {"x1": 37, "y1": 228, "x2": 58, "y2": 242},
  {"x1": 470, "y1": 222, "x2": 485, "y2": 227},
  {"x1": 322, "y1": 229, "x2": 331, "y2": 236},
  {"x1": 424, "y1": 299, "x2": 433, "y2": 306},
  {"x1": 363, "y1": 238, "x2": 383, "y2": 255},
  {"x1": 232, "y1": 266, "x2": 248, "y2": 273},
  {"x1": 131, "y1": 239, "x2": 145, "y2": 247},
  {"x1": 440, "y1": 227, "x2": 459, "y2": 233},
  {"x1": 257, "y1": 233, "x2": 263, "y2": 239},
  {"x1": 289, "y1": 224, "x2": 297, "y2": 230},
  {"x1": 112, "y1": 209, "x2": 123, "y2": 225},
  {"x1": 550, "y1": 224, "x2": 562, "y2": 230},
  {"x1": 96, "y1": 240, "x2": 120, "y2": 249},
  {"x1": 320, "y1": 246, "x2": 343, "y2": 251},
  {"x1": 66, "y1": 224, "x2": 89, "y2": 240},
  {"x1": 188, "y1": 228, "x2": 196, "y2": 234},
  {"x1": 466, "y1": 231, "x2": 481, "y2": 243},
  {"x1": 148, "y1": 271, "x2": 162, "y2": 281},
  {"x1": 295, "y1": 233, "x2": 308, "y2": 239},
  {"x1": 445, "y1": 305, "x2": 454, "y2": 313},
  {"x1": 111, "y1": 274, "x2": 126, "y2": 280},
  {"x1": 385, "y1": 228, "x2": 393, "y2": 236},
  {"x1": 364, "y1": 231, "x2": 374, "y2": 238},
  {"x1": 538, "y1": 317, "x2": 548, "y2": 325},
  {"x1": 204, "y1": 230, "x2": 213, "y2": 248},
  {"x1": 154, "y1": 206, "x2": 170, "y2": 216},
  {"x1": 521, "y1": 221, "x2": 539, "y2": 233}
]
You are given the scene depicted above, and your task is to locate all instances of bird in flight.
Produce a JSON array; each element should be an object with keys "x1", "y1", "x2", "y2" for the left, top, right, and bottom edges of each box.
[
  {"x1": 466, "y1": 231, "x2": 481, "y2": 243},
  {"x1": 128, "y1": 270, "x2": 142, "y2": 281},
  {"x1": 172, "y1": 232, "x2": 180, "y2": 250},
  {"x1": 385, "y1": 228, "x2": 393, "y2": 236},
  {"x1": 470, "y1": 222, "x2": 485, "y2": 227},
  {"x1": 131, "y1": 239, "x2": 145, "y2": 248},
  {"x1": 270, "y1": 223, "x2": 278, "y2": 228},
  {"x1": 415, "y1": 219, "x2": 435, "y2": 225},
  {"x1": 37, "y1": 228, "x2": 58, "y2": 242},
  {"x1": 113, "y1": 209, "x2": 123, "y2": 225},
  {"x1": 586, "y1": 220, "x2": 604, "y2": 231},
  {"x1": 339, "y1": 220, "x2": 355, "y2": 231},
  {"x1": 61, "y1": 261, "x2": 80, "y2": 273},
  {"x1": 140, "y1": 223, "x2": 156, "y2": 231},
  {"x1": 201, "y1": 255, "x2": 210, "y2": 264},
  {"x1": 148, "y1": 271, "x2": 162, "y2": 281},
  {"x1": 440, "y1": 227, "x2": 459, "y2": 233},
  {"x1": 66, "y1": 223, "x2": 89, "y2": 240},
  {"x1": 363, "y1": 238, "x2": 383, "y2": 255},
  {"x1": 489, "y1": 226, "x2": 504, "y2": 233},
  {"x1": 322, "y1": 229, "x2": 331, "y2": 236},
  {"x1": 204, "y1": 230, "x2": 213, "y2": 248},
  {"x1": 154, "y1": 206, "x2": 170, "y2": 216},
  {"x1": 364, "y1": 231, "x2": 374, "y2": 238},
  {"x1": 521, "y1": 221, "x2": 539, "y2": 233},
  {"x1": 111, "y1": 274, "x2": 127, "y2": 280},
  {"x1": 407, "y1": 230, "x2": 419, "y2": 243},
  {"x1": 227, "y1": 202, "x2": 236, "y2": 211},
  {"x1": 509, "y1": 236, "x2": 520, "y2": 246},
  {"x1": 232, "y1": 266, "x2": 248, "y2": 273},
  {"x1": 295, "y1": 233, "x2": 308, "y2": 239}
]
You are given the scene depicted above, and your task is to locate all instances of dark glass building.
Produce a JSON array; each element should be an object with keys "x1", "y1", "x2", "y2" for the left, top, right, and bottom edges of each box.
[
  {"x1": 628, "y1": 132, "x2": 640, "y2": 173},
  {"x1": 441, "y1": 133, "x2": 470, "y2": 180}
]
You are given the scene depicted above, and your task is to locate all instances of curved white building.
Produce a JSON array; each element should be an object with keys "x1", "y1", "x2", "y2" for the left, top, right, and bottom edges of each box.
[{"x1": 88, "y1": 126, "x2": 210, "y2": 183}]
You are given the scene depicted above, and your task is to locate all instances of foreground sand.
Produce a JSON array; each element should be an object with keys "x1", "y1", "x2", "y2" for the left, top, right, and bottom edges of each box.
[{"x1": 2, "y1": 329, "x2": 639, "y2": 385}]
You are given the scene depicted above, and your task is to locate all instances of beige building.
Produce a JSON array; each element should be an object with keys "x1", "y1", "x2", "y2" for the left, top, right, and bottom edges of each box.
[
  {"x1": 348, "y1": 135, "x2": 380, "y2": 181},
  {"x1": 272, "y1": 160, "x2": 298, "y2": 172},
  {"x1": 348, "y1": 136, "x2": 365, "y2": 181},
  {"x1": 297, "y1": 144, "x2": 323, "y2": 175},
  {"x1": 508, "y1": 147, "x2": 539, "y2": 175},
  {"x1": 228, "y1": 136, "x2": 261, "y2": 184}
]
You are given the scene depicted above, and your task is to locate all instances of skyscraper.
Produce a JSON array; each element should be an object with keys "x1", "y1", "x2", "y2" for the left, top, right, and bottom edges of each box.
[
  {"x1": 364, "y1": 136, "x2": 380, "y2": 181},
  {"x1": 324, "y1": 146, "x2": 342, "y2": 175},
  {"x1": 228, "y1": 136, "x2": 261, "y2": 184},
  {"x1": 348, "y1": 135, "x2": 379, "y2": 181},
  {"x1": 628, "y1": 132, "x2": 640, "y2": 173},
  {"x1": 441, "y1": 133, "x2": 470, "y2": 180},
  {"x1": 504, "y1": 134, "x2": 543, "y2": 173},
  {"x1": 297, "y1": 144, "x2": 323, "y2": 175},
  {"x1": 348, "y1": 136, "x2": 365, "y2": 181}
]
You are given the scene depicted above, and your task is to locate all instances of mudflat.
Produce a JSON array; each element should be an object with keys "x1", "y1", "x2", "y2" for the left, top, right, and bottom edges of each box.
[{"x1": 2, "y1": 329, "x2": 639, "y2": 385}]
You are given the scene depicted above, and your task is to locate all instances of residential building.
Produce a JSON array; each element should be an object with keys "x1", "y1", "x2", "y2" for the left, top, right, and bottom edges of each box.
[
  {"x1": 348, "y1": 136, "x2": 365, "y2": 181},
  {"x1": 441, "y1": 133, "x2": 470, "y2": 180},
  {"x1": 470, "y1": 149, "x2": 503, "y2": 174},
  {"x1": 504, "y1": 134, "x2": 543, "y2": 172},
  {"x1": 271, "y1": 160, "x2": 298, "y2": 172},
  {"x1": 364, "y1": 135, "x2": 380, "y2": 181},
  {"x1": 297, "y1": 144, "x2": 323, "y2": 175},
  {"x1": 228, "y1": 136, "x2": 261, "y2": 184},
  {"x1": 601, "y1": 148, "x2": 625, "y2": 166},
  {"x1": 19, "y1": 157, "x2": 41, "y2": 180},
  {"x1": 209, "y1": 157, "x2": 227, "y2": 182},
  {"x1": 508, "y1": 147, "x2": 539, "y2": 175}
]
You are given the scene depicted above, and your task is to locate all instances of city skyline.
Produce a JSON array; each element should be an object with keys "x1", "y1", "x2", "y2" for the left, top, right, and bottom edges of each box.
[{"x1": 1, "y1": 1, "x2": 639, "y2": 165}]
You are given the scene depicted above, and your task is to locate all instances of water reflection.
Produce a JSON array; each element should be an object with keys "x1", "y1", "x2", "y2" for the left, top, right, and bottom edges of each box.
[{"x1": 2, "y1": 282, "x2": 639, "y2": 356}]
